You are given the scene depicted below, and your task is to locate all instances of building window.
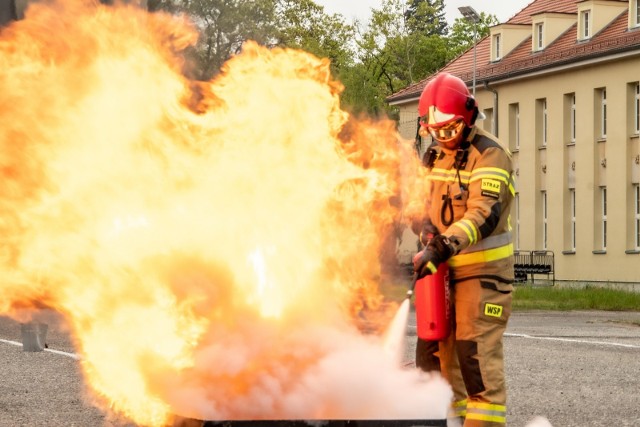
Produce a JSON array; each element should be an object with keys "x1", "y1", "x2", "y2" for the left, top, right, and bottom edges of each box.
[
  {"x1": 509, "y1": 103, "x2": 520, "y2": 151},
  {"x1": 571, "y1": 94, "x2": 576, "y2": 143},
  {"x1": 515, "y1": 193, "x2": 520, "y2": 250},
  {"x1": 601, "y1": 187, "x2": 607, "y2": 251},
  {"x1": 542, "y1": 190, "x2": 548, "y2": 250},
  {"x1": 635, "y1": 83, "x2": 640, "y2": 134},
  {"x1": 582, "y1": 10, "x2": 591, "y2": 39},
  {"x1": 515, "y1": 105, "x2": 520, "y2": 150},
  {"x1": 601, "y1": 89, "x2": 607, "y2": 138},
  {"x1": 635, "y1": 184, "x2": 640, "y2": 250},
  {"x1": 570, "y1": 189, "x2": 576, "y2": 251},
  {"x1": 635, "y1": 0, "x2": 640, "y2": 27},
  {"x1": 536, "y1": 23, "x2": 544, "y2": 49},
  {"x1": 543, "y1": 99, "x2": 548, "y2": 146},
  {"x1": 494, "y1": 34, "x2": 502, "y2": 59},
  {"x1": 483, "y1": 108, "x2": 495, "y2": 135},
  {"x1": 536, "y1": 98, "x2": 548, "y2": 147}
]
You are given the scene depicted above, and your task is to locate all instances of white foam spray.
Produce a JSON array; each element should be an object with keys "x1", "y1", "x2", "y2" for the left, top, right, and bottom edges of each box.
[
  {"x1": 526, "y1": 416, "x2": 554, "y2": 427},
  {"x1": 382, "y1": 298, "x2": 411, "y2": 365}
]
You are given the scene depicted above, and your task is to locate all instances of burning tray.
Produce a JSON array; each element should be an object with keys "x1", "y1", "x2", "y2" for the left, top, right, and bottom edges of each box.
[{"x1": 177, "y1": 420, "x2": 446, "y2": 427}]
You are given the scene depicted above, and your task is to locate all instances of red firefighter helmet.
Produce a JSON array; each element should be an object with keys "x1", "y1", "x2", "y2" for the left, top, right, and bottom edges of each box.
[{"x1": 418, "y1": 73, "x2": 479, "y2": 147}]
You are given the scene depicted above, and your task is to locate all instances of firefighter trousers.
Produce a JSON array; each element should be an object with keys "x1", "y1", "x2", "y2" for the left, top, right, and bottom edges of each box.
[{"x1": 416, "y1": 277, "x2": 512, "y2": 427}]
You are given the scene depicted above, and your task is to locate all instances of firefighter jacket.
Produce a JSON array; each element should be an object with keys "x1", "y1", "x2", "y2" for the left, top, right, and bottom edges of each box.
[{"x1": 421, "y1": 127, "x2": 515, "y2": 285}]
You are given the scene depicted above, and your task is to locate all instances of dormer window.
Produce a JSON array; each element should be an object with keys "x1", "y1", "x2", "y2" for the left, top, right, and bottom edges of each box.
[
  {"x1": 489, "y1": 23, "x2": 531, "y2": 60},
  {"x1": 581, "y1": 10, "x2": 591, "y2": 39},
  {"x1": 635, "y1": 0, "x2": 640, "y2": 27},
  {"x1": 536, "y1": 23, "x2": 544, "y2": 50}
]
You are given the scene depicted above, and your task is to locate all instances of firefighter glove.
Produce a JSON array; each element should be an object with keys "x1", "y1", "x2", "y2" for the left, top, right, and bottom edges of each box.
[
  {"x1": 413, "y1": 235, "x2": 454, "y2": 279},
  {"x1": 419, "y1": 223, "x2": 439, "y2": 246}
]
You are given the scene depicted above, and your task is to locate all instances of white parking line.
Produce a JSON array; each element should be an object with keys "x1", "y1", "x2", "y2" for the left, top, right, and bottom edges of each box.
[
  {"x1": 505, "y1": 333, "x2": 640, "y2": 349},
  {"x1": 0, "y1": 338, "x2": 80, "y2": 359}
]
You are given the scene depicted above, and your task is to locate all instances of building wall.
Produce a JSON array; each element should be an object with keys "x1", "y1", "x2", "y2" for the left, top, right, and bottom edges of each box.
[{"x1": 393, "y1": 57, "x2": 640, "y2": 283}]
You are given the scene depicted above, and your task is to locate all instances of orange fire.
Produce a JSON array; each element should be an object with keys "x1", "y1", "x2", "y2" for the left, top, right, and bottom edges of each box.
[{"x1": 0, "y1": 1, "x2": 443, "y2": 426}]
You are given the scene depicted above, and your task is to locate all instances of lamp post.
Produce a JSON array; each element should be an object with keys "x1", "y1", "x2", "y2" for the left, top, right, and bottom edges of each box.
[{"x1": 458, "y1": 6, "x2": 481, "y2": 97}]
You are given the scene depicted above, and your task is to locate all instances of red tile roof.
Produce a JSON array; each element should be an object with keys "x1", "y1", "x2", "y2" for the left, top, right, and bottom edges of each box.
[
  {"x1": 507, "y1": 0, "x2": 577, "y2": 24},
  {"x1": 387, "y1": 0, "x2": 639, "y2": 103}
]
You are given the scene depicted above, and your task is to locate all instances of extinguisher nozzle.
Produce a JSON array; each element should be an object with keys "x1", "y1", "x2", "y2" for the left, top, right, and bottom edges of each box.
[{"x1": 407, "y1": 272, "x2": 417, "y2": 299}]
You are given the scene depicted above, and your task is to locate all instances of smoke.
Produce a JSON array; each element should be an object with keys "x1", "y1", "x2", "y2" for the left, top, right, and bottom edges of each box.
[{"x1": 163, "y1": 325, "x2": 452, "y2": 421}]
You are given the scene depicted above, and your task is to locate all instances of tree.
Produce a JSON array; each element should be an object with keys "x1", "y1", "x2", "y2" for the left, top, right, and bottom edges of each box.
[
  {"x1": 404, "y1": 0, "x2": 447, "y2": 36},
  {"x1": 344, "y1": 0, "x2": 406, "y2": 115},
  {"x1": 447, "y1": 12, "x2": 498, "y2": 59},
  {"x1": 192, "y1": 0, "x2": 278, "y2": 79},
  {"x1": 340, "y1": 0, "x2": 449, "y2": 116},
  {"x1": 148, "y1": 0, "x2": 356, "y2": 81},
  {"x1": 145, "y1": 0, "x2": 494, "y2": 117},
  {"x1": 338, "y1": 62, "x2": 385, "y2": 116},
  {"x1": 273, "y1": 0, "x2": 355, "y2": 75},
  {"x1": 149, "y1": 0, "x2": 277, "y2": 80}
]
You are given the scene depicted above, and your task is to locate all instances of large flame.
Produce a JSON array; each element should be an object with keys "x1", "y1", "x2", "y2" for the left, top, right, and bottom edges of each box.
[{"x1": 0, "y1": 1, "x2": 439, "y2": 426}]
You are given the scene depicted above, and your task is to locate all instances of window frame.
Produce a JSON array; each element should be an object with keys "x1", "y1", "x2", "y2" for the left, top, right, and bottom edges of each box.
[
  {"x1": 601, "y1": 89, "x2": 607, "y2": 139},
  {"x1": 515, "y1": 193, "x2": 520, "y2": 250},
  {"x1": 494, "y1": 33, "x2": 502, "y2": 60},
  {"x1": 635, "y1": 184, "x2": 640, "y2": 251},
  {"x1": 571, "y1": 94, "x2": 576, "y2": 143},
  {"x1": 602, "y1": 187, "x2": 607, "y2": 251},
  {"x1": 536, "y1": 23, "x2": 544, "y2": 50},
  {"x1": 582, "y1": 10, "x2": 591, "y2": 39},
  {"x1": 515, "y1": 104, "x2": 520, "y2": 150},
  {"x1": 542, "y1": 99, "x2": 548, "y2": 146},
  {"x1": 542, "y1": 190, "x2": 548, "y2": 250},
  {"x1": 635, "y1": 83, "x2": 640, "y2": 135},
  {"x1": 570, "y1": 189, "x2": 576, "y2": 251},
  {"x1": 509, "y1": 103, "x2": 520, "y2": 151}
]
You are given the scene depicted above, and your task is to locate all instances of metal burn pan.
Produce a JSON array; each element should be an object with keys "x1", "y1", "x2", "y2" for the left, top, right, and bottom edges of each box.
[{"x1": 176, "y1": 420, "x2": 447, "y2": 427}]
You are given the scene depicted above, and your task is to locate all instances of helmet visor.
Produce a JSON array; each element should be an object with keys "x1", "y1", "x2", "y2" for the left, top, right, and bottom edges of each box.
[{"x1": 427, "y1": 119, "x2": 465, "y2": 144}]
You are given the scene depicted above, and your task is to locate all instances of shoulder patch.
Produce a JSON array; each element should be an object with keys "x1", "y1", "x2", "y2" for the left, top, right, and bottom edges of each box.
[
  {"x1": 481, "y1": 178, "x2": 501, "y2": 192},
  {"x1": 481, "y1": 178, "x2": 501, "y2": 199}
]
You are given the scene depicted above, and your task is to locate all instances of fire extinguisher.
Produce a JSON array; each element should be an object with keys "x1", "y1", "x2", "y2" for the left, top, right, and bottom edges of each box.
[{"x1": 412, "y1": 262, "x2": 451, "y2": 341}]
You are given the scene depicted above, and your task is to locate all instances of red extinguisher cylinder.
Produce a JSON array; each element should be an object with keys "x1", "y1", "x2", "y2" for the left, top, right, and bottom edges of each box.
[{"x1": 414, "y1": 262, "x2": 451, "y2": 341}]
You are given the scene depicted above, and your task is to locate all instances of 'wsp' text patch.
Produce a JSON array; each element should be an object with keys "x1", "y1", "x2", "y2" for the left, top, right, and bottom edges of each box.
[{"x1": 484, "y1": 303, "x2": 503, "y2": 318}]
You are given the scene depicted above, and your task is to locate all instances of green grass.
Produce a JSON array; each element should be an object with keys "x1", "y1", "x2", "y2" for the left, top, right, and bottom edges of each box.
[
  {"x1": 380, "y1": 280, "x2": 640, "y2": 311},
  {"x1": 512, "y1": 285, "x2": 640, "y2": 311},
  {"x1": 379, "y1": 276, "x2": 640, "y2": 311}
]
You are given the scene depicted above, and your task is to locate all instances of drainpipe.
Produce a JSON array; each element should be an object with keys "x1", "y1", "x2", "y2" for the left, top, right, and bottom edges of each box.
[{"x1": 484, "y1": 81, "x2": 498, "y2": 137}]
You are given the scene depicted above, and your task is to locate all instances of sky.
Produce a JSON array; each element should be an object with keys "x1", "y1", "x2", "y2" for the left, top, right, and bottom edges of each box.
[{"x1": 316, "y1": 0, "x2": 534, "y2": 26}]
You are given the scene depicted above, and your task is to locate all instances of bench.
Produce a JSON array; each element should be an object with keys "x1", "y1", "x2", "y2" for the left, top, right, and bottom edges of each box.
[{"x1": 514, "y1": 250, "x2": 555, "y2": 284}]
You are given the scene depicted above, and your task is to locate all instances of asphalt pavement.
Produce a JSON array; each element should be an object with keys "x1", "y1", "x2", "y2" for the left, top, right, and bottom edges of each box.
[
  {"x1": 1, "y1": 309, "x2": 639, "y2": 427},
  {"x1": 404, "y1": 310, "x2": 640, "y2": 427}
]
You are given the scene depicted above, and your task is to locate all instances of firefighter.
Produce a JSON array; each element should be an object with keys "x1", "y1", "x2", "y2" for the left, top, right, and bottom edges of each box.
[{"x1": 412, "y1": 72, "x2": 515, "y2": 427}]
